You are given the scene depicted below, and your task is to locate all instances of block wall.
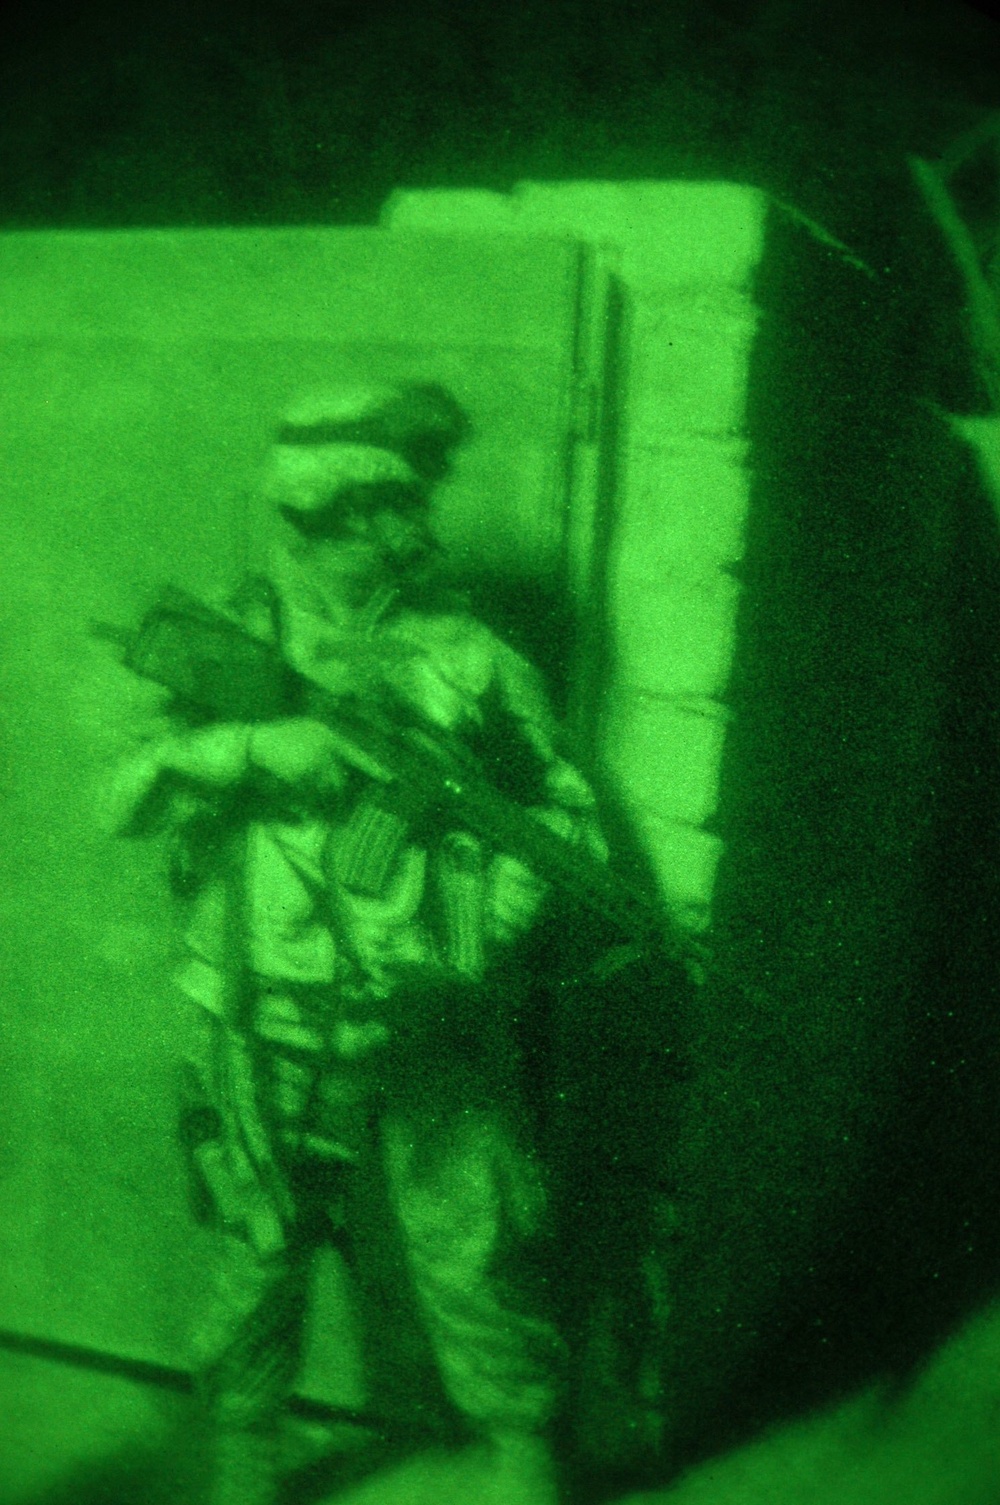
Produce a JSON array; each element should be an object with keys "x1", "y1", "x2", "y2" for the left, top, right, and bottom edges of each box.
[{"x1": 385, "y1": 181, "x2": 767, "y2": 930}]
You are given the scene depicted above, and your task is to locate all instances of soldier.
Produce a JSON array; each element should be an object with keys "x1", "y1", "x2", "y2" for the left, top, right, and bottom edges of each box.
[{"x1": 107, "y1": 381, "x2": 606, "y2": 1505}]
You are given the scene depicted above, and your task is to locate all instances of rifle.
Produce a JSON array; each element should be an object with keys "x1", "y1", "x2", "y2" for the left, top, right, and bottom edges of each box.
[{"x1": 94, "y1": 586, "x2": 691, "y2": 978}]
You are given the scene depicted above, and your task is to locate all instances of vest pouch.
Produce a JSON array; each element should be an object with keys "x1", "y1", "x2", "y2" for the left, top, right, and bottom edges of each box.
[{"x1": 335, "y1": 784, "x2": 417, "y2": 898}]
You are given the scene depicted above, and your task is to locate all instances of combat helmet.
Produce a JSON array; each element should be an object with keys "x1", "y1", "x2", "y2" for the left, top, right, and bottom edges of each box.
[{"x1": 261, "y1": 381, "x2": 471, "y2": 515}]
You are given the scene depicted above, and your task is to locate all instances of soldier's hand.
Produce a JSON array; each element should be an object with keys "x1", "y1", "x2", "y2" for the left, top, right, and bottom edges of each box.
[
  {"x1": 487, "y1": 853, "x2": 547, "y2": 942},
  {"x1": 160, "y1": 724, "x2": 253, "y2": 786},
  {"x1": 101, "y1": 743, "x2": 173, "y2": 836},
  {"x1": 103, "y1": 723, "x2": 253, "y2": 835},
  {"x1": 249, "y1": 718, "x2": 391, "y2": 788},
  {"x1": 543, "y1": 761, "x2": 610, "y2": 862}
]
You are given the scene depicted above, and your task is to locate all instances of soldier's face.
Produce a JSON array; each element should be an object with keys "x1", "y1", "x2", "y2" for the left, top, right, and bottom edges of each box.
[{"x1": 280, "y1": 483, "x2": 436, "y2": 582}]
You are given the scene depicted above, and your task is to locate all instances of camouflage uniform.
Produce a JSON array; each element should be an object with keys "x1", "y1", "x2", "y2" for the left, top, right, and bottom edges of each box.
[{"x1": 177, "y1": 542, "x2": 596, "y2": 1440}]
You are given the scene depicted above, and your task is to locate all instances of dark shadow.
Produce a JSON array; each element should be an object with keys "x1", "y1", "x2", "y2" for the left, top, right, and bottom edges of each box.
[
  {"x1": 28, "y1": 1427, "x2": 207, "y2": 1505},
  {"x1": 617, "y1": 171, "x2": 1000, "y2": 1494},
  {"x1": 463, "y1": 569, "x2": 578, "y2": 723}
]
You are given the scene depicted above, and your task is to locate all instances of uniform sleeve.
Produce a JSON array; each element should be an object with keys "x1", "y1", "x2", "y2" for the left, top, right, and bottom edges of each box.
[
  {"x1": 103, "y1": 723, "x2": 253, "y2": 838},
  {"x1": 485, "y1": 638, "x2": 608, "y2": 942},
  {"x1": 491, "y1": 636, "x2": 606, "y2": 855}
]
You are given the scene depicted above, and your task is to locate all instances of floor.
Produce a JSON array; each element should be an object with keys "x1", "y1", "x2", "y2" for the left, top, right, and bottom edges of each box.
[{"x1": 4, "y1": 1297, "x2": 1000, "y2": 1505}]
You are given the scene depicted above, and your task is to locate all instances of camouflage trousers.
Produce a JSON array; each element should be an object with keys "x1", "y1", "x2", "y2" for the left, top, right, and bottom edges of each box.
[{"x1": 182, "y1": 987, "x2": 566, "y2": 1476}]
